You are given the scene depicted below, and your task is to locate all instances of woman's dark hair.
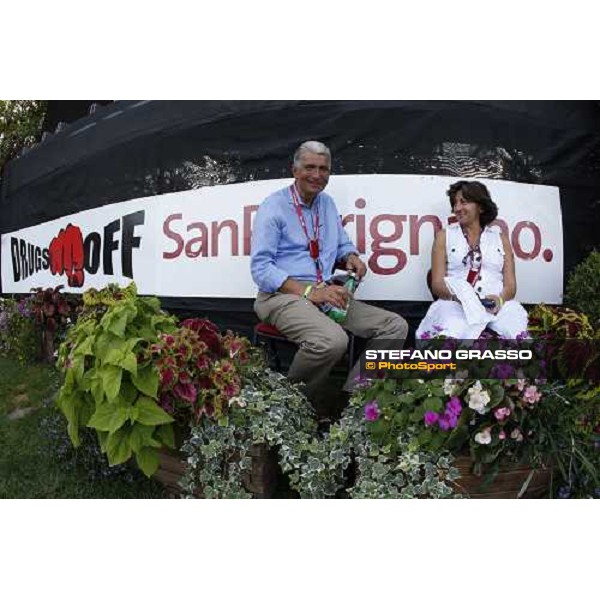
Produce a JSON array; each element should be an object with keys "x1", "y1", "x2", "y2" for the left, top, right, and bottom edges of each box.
[{"x1": 447, "y1": 180, "x2": 498, "y2": 228}]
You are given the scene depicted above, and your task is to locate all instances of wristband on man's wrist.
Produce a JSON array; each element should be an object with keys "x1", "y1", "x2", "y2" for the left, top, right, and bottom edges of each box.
[
  {"x1": 498, "y1": 295, "x2": 505, "y2": 307},
  {"x1": 303, "y1": 284, "x2": 314, "y2": 300}
]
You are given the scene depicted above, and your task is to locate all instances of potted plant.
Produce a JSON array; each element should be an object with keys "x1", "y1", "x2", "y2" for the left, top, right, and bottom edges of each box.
[{"x1": 148, "y1": 317, "x2": 273, "y2": 496}]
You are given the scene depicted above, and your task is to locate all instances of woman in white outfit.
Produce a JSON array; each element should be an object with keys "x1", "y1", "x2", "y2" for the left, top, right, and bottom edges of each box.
[{"x1": 416, "y1": 180, "x2": 528, "y2": 340}]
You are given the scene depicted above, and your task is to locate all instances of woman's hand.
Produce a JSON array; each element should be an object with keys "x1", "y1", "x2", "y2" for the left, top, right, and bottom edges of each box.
[{"x1": 484, "y1": 295, "x2": 502, "y2": 314}]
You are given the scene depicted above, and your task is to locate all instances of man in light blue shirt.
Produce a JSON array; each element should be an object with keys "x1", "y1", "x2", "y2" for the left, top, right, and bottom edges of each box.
[{"x1": 251, "y1": 141, "x2": 408, "y2": 404}]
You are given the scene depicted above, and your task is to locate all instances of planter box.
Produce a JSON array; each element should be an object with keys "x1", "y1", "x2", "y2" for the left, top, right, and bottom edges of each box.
[
  {"x1": 154, "y1": 444, "x2": 279, "y2": 498},
  {"x1": 453, "y1": 457, "x2": 553, "y2": 499}
]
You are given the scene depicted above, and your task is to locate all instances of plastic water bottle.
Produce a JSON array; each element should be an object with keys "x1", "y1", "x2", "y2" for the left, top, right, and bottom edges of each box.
[{"x1": 327, "y1": 273, "x2": 358, "y2": 324}]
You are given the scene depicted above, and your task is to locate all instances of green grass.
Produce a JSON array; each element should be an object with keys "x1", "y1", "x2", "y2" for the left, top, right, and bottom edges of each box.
[{"x1": 0, "y1": 356, "x2": 167, "y2": 498}]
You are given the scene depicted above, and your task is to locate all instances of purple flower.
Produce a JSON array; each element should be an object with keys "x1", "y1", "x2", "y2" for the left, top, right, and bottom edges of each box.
[
  {"x1": 442, "y1": 339, "x2": 457, "y2": 351},
  {"x1": 446, "y1": 397, "x2": 462, "y2": 416},
  {"x1": 364, "y1": 401, "x2": 380, "y2": 422},
  {"x1": 353, "y1": 374, "x2": 371, "y2": 389},
  {"x1": 424, "y1": 411, "x2": 439, "y2": 427},
  {"x1": 419, "y1": 331, "x2": 432, "y2": 340},
  {"x1": 432, "y1": 324, "x2": 444, "y2": 333},
  {"x1": 557, "y1": 486, "x2": 571, "y2": 499},
  {"x1": 444, "y1": 410, "x2": 458, "y2": 428},
  {"x1": 438, "y1": 416, "x2": 452, "y2": 431},
  {"x1": 492, "y1": 363, "x2": 514, "y2": 379}
]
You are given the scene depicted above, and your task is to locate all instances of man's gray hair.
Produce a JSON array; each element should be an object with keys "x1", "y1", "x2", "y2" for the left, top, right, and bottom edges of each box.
[{"x1": 293, "y1": 140, "x2": 331, "y2": 168}]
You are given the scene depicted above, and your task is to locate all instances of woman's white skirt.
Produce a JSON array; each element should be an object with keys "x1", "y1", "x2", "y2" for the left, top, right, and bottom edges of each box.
[{"x1": 416, "y1": 299, "x2": 529, "y2": 340}]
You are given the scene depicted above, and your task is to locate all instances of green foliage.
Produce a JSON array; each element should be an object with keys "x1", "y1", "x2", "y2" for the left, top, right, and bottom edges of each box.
[
  {"x1": 0, "y1": 356, "x2": 165, "y2": 498},
  {"x1": 351, "y1": 372, "x2": 599, "y2": 498},
  {"x1": 55, "y1": 283, "x2": 178, "y2": 476},
  {"x1": 180, "y1": 368, "x2": 329, "y2": 498},
  {"x1": 179, "y1": 368, "x2": 460, "y2": 499},
  {"x1": 0, "y1": 297, "x2": 40, "y2": 363},
  {"x1": 531, "y1": 381, "x2": 600, "y2": 498},
  {"x1": 564, "y1": 250, "x2": 600, "y2": 327},
  {"x1": 0, "y1": 100, "x2": 47, "y2": 173}
]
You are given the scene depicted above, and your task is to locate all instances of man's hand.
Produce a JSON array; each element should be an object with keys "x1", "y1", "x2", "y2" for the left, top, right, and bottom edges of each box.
[
  {"x1": 346, "y1": 253, "x2": 367, "y2": 279},
  {"x1": 308, "y1": 285, "x2": 349, "y2": 309}
]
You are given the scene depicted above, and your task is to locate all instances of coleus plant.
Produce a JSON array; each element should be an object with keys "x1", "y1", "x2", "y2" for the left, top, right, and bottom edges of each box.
[
  {"x1": 30, "y1": 285, "x2": 80, "y2": 361},
  {"x1": 151, "y1": 318, "x2": 263, "y2": 423}
]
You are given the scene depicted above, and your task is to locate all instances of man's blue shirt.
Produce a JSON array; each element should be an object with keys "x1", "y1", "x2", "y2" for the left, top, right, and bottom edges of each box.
[{"x1": 250, "y1": 184, "x2": 357, "y2": 293}]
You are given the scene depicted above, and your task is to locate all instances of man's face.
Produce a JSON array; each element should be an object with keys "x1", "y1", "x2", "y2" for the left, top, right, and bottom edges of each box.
[{"x1": 292, "y1": 152, "x2": 330, "y2": 200}]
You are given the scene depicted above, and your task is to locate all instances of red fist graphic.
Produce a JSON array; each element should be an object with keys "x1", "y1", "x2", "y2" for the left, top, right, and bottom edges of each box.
[{"x1": 48, "y1": 224, "x2": 85, "y2": 287}]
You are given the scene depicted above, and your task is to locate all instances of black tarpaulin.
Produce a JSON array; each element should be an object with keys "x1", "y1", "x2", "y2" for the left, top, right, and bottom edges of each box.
[{"x1": 1, "y1": 100, "x2": 599, "y2": 336}]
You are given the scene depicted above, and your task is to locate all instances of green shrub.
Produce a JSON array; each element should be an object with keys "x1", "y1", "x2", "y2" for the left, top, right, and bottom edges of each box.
[
  {"x1": 564, "y1": 250, "x2": 600, "y2": 326},
  {"x1": 56, "y1": 283, "x2": 178, "y2": 476},
  {"x1": 0, "y1": 297, "x2": 40, "y2": 363}
]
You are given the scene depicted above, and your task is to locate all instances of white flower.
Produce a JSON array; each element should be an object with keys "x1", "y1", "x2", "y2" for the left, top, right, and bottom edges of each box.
[
  {"x1": 474, "y1": 428, "x2": 492, "y2": 445},
  {"x1": 228, "y1": 396, "x2": 247, "y2": 408},
  {"x1": 443, "y1": 378, "x2": 457, "y2": 395},
  {"x1": 511, "y1": 428, "x2": 524, "y2": 442},
  {"x1": 467, "y1": 381, "x2": 491, "y2": 414}
]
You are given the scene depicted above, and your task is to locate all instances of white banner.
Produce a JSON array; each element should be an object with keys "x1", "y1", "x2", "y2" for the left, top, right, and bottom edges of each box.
[{"x1": 1, "y1": 175, "x2": 563, "y2": 303}]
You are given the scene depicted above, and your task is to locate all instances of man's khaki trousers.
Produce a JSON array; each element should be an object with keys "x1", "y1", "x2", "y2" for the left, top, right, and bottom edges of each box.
[{"x1": 254, "y1": 290, "x2": 408, "y2": 398}]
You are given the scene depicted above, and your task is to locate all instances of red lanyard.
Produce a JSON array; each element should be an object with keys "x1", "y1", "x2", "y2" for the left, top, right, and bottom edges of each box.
[
  {"x1": 290, "y1": 184, "x2": 322, "y2": 283},
  {"x1": 462, "y1": 229, "x2": 482, "y2": 287}
]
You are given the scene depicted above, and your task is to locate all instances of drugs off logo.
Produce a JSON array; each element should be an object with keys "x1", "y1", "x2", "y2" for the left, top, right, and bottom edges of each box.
[{"x1": 10, "y1": 210, "x2": 145, "y2": 287}]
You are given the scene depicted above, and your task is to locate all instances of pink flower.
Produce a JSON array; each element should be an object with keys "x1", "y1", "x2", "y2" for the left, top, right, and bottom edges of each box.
[
  {"x1": 424, "y1": 411, "x2": 439, "y2": 427},
  {"x1": 364, "y1": 401, "x2": 380, "y2": 422},
  {"x1": 164, "y1": 335, "x2": 175, "y2": 346},
  {"x1": 494, "y1": 407, "x2": 511, "y2": 421},
  {"x1": 523, "y1": 385, "x2": 541, "y2": 405},
  {"x1": 498, "y1": 430, "x2": 506, "y2": 440},
  {"x1": 516, "y1": 379, "x2": 527, "y2": 391}
]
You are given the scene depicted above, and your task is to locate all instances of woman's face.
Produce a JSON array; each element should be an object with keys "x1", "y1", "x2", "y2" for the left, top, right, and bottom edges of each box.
[{"x1": 453, "y1": 190, "x2": 482, "y2": 227}]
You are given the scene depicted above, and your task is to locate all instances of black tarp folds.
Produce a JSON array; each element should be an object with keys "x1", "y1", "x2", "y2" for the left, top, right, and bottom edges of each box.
[{"x1": 1, "y1": 100, "x2": 599, "y2": 336}]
